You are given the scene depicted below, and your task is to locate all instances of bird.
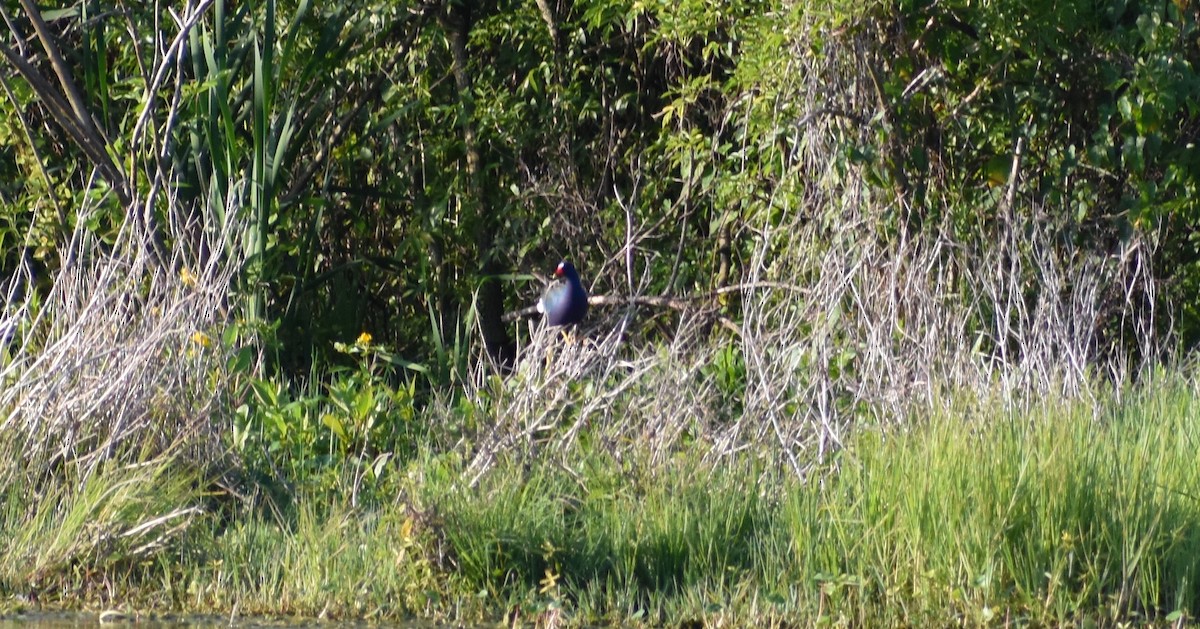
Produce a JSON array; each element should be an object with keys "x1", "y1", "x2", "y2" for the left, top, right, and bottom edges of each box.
[{"x1": 537, "y1": 260, "x2": 588, "y2": 327}]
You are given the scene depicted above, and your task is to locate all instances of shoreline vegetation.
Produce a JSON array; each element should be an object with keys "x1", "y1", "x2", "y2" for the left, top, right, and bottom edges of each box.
[
  {"x1": 2, "y1": 0, "x2": 1200, "y2": 626},
  {"x1": 4, "y1": 374, "x2": 1200, "y2": 626}
]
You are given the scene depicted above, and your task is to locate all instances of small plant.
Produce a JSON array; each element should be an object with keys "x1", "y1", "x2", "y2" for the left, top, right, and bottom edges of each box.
[{"x1": 231, "y1": 329, "x2": 427, "y2": 495}]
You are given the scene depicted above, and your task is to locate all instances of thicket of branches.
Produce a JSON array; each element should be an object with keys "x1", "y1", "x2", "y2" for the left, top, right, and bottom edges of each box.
[{"x1": 0, "y1": 0, "x2": 1196, "y2": 478}]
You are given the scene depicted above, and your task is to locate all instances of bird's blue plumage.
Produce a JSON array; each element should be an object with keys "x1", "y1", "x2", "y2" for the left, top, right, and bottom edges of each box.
[{"x1": 539, "y1": 260, "x2": 588, "y2": 326}]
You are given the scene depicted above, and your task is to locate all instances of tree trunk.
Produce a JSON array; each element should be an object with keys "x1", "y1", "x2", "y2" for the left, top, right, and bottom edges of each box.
[{"x1": 439, "y1": 0, "x2": 516, "y2": 370}]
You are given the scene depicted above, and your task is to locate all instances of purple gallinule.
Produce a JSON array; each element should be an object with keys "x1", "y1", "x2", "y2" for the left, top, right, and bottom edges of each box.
[{"x1": 537, "y1": 260, "x2": 588, "y2": 326}]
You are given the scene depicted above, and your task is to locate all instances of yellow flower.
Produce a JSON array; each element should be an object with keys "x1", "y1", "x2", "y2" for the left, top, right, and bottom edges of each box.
[
  {"x1": 180, "y1": 266, "x2": 197, "y2": 287},
  {"x1": 356, "y1": 331, "x2": 373, "y2": 346},
  {"x1": 191, "y1": 331, "x2": 212, "y2": 348},
  {"x1": 538, "y1": 568, "x2": 560, "y2": 595}
]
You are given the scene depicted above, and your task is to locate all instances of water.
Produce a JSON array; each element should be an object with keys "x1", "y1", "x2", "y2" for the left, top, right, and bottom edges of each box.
[{"x1": 1, "y1": 613, "x2": 207, "y2": 628}]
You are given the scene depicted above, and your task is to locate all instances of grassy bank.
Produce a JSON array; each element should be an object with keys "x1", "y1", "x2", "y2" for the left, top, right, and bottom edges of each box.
[
  {"x1": 3, "y1": 1, "x2": 1199, "y2": 626},
  {"x1": 3, "y1": 376, "x2": 1199, "y2": 626}
]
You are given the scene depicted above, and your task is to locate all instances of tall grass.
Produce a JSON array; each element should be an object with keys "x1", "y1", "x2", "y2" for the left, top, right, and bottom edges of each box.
[
  {"x1": 807, "y1": 381, "x2": 1200, "y2": 625},
  {"x1": 19, "y1": 374, "x2": 1181, "y2": 625},
  {"x1": 0, "y1": 184, "x2": 238, "y2": 612},
  {"x1": 0, "y1": 0, "x2": 243, "y2": 602},
  {"x1": 0, "y1": 452, "x2": 204, "y2": 610},
  {"x1": 0, "y1": 0, "x2": 241, "y2": 474},
  {"x1": 419, "y1": 376, "x2": 1200, "y2": 625}
]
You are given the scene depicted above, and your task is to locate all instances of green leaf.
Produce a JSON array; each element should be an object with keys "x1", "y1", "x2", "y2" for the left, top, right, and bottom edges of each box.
[{"x1": 321, "y1": 413, "x2": 349, "y2": 442}]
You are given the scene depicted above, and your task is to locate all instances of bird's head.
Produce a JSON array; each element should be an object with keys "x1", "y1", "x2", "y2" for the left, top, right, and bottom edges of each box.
[{"x1": 555, "y1": 260, "x2": 575, "y2": 278}]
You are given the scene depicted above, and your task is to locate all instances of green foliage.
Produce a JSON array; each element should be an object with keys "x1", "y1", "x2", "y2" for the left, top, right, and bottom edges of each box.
[
  {"x1": 200, "y1": 495, "x2": 441, "y2": 618},
  {"x1": 183, "y1": 0, "x2": 408, "y2": 361},
  {"x1": 703, "y1": 342, "x2": 746, "y2": 423},
  {"x1": 7, "y1": 1, "x2": 1200, "y2": 623},
  {"x1": 230, "y1": 331, "x2": 426, "y2": 488},
  {"x1": 4, "y1": 358, "x2": 1200, "y2": 623},
  {"x1": 431, "y1": 377, "x2": 1200, "y2": 625},
  {"x1": 854, "y1": 0, "x2": 1200, "y2": 344},
  {"x1": 3, "y1": 0, "x2": 1200, "y2": 382},
  {"x1": 0, "y1": 451, "x2": 203, "y2": 597}
]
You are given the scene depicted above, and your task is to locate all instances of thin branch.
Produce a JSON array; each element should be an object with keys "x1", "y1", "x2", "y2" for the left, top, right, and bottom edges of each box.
[
  {"x1": 17, "y1": 0, "x2": 107, "y2": 144},
  {"x1": 501, "y1": 281, "x2": 807, "y2": 322},
  {"x1": 0, "y1": 5, "x2": 131, "y2": 206}
]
